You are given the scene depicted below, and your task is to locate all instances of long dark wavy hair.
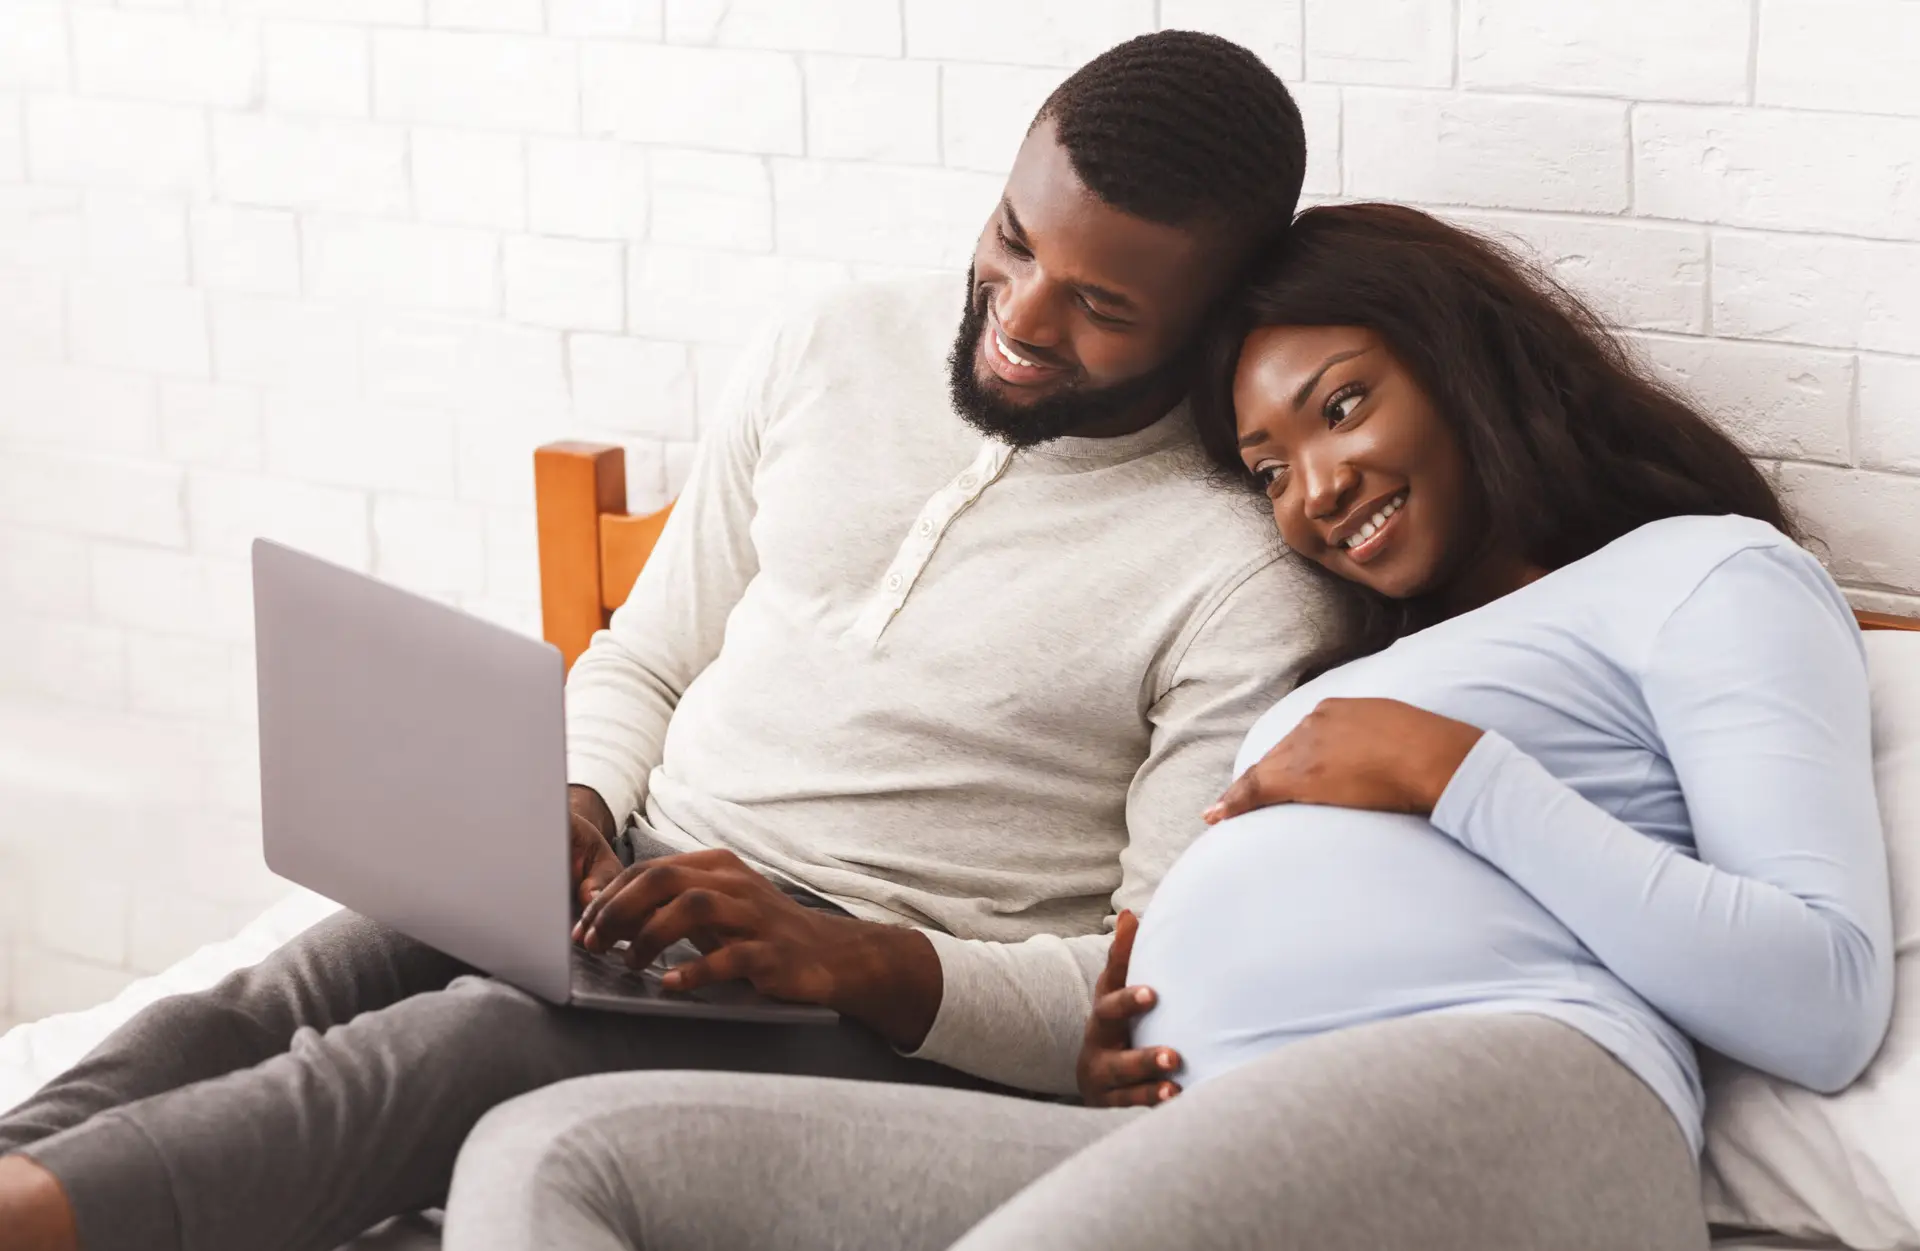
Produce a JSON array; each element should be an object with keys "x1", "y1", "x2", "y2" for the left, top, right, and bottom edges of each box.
[{"x1": 1193, "y1": 203, "x2": 1798, "y2": 680}]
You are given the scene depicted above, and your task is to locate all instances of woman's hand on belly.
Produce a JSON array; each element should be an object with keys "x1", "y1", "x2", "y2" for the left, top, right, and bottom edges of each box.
[
  {"x1": 1077, "y1": 910, "x2": 1183, "y2": 1108},
  {"x1": 1205, "y1": 697, "x2": 1484, "y2": 824}
]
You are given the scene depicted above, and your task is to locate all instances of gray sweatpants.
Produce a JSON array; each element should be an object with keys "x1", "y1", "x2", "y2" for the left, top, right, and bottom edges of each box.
[
  {"x1": 0, "y1": 910, "x2": 1006, "y2": 1251},
  {"x1": 442, "y1": 1012, "x2": 1712, "y2": 1251}
]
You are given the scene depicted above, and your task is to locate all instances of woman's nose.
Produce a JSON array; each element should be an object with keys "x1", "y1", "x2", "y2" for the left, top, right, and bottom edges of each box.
[{"x1": 1301, "y1": 458, "x2": 1359, "y2": 520}]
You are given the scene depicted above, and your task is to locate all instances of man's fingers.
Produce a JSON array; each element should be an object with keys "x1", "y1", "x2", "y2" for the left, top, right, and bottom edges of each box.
[
  {"x1": 1096, "y1": 909, "x2": 1138, "y2": 997},
  {"x1": 578, "y1": 866, "x2": 734, "y2": 950},
  {"x1": 577, "y1": 850, "x2": 760, "y2": 938},
  {"x1": 663, "y1": 940, "x2": 826, "y2": 1002},
  {"x1": 575, "y1": 861, "x2": 642, "y2": 939},
  {"x1": 576, "y1": 849, "x2": 622, "y2": 912},
  {"x1": 1092, "y1": 1046, "x2": 1180, "y2": 1092},
  {"x1": 569, "y1": 820, "x2": 624, "y2": 912},
  {"x1": 621, "y1": 890, "x2": 752, "y2": 971},
  {"x1": 1090, "y1": 1080, "x2": 1181, "y2": 1110},
  {"x1": 1091, "y1": 986, "x2": 1157, "y2": 1024},
  {"x1": 665, "y1": 940, "x2": 768, "y2": 990}
]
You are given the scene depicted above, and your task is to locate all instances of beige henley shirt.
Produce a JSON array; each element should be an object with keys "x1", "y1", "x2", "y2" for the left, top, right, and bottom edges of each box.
[{"x1": 565, "y1": 274, "x2": 1331, "y2": 1094}]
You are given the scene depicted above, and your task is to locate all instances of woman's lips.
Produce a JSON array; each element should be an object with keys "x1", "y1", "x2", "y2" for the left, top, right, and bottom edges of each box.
[{"x1": 1339, "y1": 492, "x2": 1407, "y2": 566}]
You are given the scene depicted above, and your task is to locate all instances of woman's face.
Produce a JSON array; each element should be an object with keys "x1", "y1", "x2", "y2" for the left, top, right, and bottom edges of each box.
[{"x1": 1232, "y1": 325, "x2": 1478, "y2": 601}]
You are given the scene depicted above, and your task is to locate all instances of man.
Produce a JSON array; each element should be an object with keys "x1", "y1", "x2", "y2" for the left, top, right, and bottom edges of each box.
[{"x1": 0, "y1": 31, "x2": 1328, "y2": 1251}]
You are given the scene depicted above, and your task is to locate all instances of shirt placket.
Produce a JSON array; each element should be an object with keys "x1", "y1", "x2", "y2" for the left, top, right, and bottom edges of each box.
[{"x1": 847, "y1": 441, "x2": 1013, "y2": 649}]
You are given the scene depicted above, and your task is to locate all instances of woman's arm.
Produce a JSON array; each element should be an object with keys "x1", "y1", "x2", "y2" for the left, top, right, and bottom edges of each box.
[{"x1": 1432, "y1": 544, "x2": 1893, "y2": 1090}]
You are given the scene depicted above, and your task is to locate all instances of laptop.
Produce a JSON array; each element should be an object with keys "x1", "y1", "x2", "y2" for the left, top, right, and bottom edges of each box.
[{"x1": 251, "y1": 538, "x2": 836, "y2": 1026}]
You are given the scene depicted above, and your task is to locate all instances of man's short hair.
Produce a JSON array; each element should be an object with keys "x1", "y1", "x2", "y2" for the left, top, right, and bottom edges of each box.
[{"x1": 1037, "y1": 30, "x2": 1308, "y2": 251}]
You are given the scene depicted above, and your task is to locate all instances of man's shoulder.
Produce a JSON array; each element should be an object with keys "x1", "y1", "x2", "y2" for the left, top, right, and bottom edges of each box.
[
  {"x1": 763, "y1": 272, "x2": 965, "y2": 372},
  {"x1": 1126, "y1": 467, "x2": 1339, "y2": 660},
  {"x1": 1135, "y1": 454, "x2": 1304, "y2": 581},
  {"x1": 720, "y1": 272, "x2": 964, "y2": 435}
]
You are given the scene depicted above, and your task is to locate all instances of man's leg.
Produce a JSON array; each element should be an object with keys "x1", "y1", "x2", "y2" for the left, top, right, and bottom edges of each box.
[
  {"x1": 441, "y1": 1072, "x2": 1136, "y2": 1251},
  {"x1": 11, "y1": 973, "x2": 1009, "y2": 1251},
  {"x1": 0, "y1": 910, "x2": 470, "y2": 1154}
]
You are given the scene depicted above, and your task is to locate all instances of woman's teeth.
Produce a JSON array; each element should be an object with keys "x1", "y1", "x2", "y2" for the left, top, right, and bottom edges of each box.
[
  {"x1": 993, "y1": 329, "x2": 1042, "y2": 369},
  {"x1": 1342, "y1": 492, "x2": 1407, "y2": 549}
]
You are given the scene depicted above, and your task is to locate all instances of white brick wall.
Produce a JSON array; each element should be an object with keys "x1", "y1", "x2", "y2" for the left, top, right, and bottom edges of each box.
[
  {"x1": 1460, "y1": 0, "x2": 1751, "y2": 103},
  {"x1": 0, "y1": 0, "x2": 1915, "y2": 1029},
  {"x1": 1344, "y1": 91, "x2": 1630, "y2": 213},
  {"x1": 263, "y1": 21, "x2": 372, "y2": 118},
  {"x1": 1306, "y1": 0, "x2": 1452, "y2": 88},
  {"x1": 70, "y1": 11, "x2": 262, "y2": 109}
]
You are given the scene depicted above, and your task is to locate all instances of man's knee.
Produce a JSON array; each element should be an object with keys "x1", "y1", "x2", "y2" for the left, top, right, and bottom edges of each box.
[
  {"x1": 205, "y1": 910, "x2": 470, "y2": 1030},
  {"x1": 251, "y1": 910, "x2": 467, "y2": 988},
  {"x1": 318, "y1": 974, "x2": 554, "y2": 1055}
]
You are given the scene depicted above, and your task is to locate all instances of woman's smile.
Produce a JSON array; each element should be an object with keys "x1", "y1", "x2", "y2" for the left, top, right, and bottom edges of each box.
[{"x1": 1328, "y1": 489, "x2": 1408, "y2": 566}]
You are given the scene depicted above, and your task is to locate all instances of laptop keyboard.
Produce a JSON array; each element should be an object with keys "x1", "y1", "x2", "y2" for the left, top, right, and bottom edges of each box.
[
  {"x1": 570, "y1": 943, "x2": 669, "y2": 999},
  {"x1": 569, "y1": 940, "x2": 780, "y2": 1009}
]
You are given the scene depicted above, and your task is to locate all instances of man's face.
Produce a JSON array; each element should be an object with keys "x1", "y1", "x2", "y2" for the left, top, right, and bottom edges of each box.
[{"x1": 949, "y1": 116, "x2": 1238, "y2": 447}]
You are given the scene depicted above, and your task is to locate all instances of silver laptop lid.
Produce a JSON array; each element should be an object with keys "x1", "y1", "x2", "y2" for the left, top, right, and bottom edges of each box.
[{"x1": 252, "y1": 538, "x2": 572, "y2": 1003}]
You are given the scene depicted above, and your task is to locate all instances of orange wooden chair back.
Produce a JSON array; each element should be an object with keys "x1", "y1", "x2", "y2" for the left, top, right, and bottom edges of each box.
[{"x1": 534, "y1": 442, "x2": 675, "y2": 671}]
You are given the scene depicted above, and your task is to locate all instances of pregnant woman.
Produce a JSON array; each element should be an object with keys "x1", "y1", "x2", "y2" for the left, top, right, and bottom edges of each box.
[{"x1": 441, "y1": 206, "x2": 1894, "y2": 1251}]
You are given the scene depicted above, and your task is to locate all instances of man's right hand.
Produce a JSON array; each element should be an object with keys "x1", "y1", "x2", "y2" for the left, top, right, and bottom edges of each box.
[
  {"x1": 1076, "y1": 910, "x2": 1183, "y2": 1108},
  {"x1": 567, "y1": 784, "x2": 624, "y2": 912}
]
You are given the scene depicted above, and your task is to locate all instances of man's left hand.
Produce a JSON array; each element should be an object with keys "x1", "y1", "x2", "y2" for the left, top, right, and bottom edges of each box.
[
  {"x1": 1205, "y1": 697, "x2": 1484, "y2": 824},
  {"x1": 573, "y1": 849, "x2": 942, "y2": 1049}
]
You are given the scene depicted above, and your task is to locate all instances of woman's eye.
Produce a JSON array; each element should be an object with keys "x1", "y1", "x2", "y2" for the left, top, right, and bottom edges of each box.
[
  {"x1": 1323, "y1": 383, "x2": 1367, "y2": 425},
  {"x1": 1254, "y1": 463, "x2": 1289, "y2": 492}
]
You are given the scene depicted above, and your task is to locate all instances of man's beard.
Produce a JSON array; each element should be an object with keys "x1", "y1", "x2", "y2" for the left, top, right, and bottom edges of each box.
[{"x1": 946, "y1": 271, "x2": 1194, "y2": 449}]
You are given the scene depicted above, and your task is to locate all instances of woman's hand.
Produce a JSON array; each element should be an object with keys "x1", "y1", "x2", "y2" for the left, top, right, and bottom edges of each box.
[
  {"x1": 1077, "y1": 911, "x2": 1183, "y2": 1108},
  {"x1": 1205, "y1": 697, "x2": 1484, "y2": 824}
]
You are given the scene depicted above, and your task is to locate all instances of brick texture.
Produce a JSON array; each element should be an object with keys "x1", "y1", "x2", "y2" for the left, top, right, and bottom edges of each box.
[{"x1": 0, "y1": 0, "x2": 1914, "y2": 1031}]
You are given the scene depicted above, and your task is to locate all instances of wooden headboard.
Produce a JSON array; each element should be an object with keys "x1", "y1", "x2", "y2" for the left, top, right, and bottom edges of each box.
[{"x1": 532, "y1": 441, "x2": 1920, "y2": 671}]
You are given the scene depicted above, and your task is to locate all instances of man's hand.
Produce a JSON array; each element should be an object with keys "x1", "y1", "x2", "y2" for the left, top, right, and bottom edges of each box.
[
  {"x1": 567, "y1": 784, "x2": 624, "y2": 911},
  {"x1": 574, "y1": 848, "x2": 943, "y2": 1049},
  {"x1": 1077, "y1": 911, "x2": 1181, "y2": 1108},
  {"x1": 1204, "y1": 697, "x2": 1484, "y2": 825}
]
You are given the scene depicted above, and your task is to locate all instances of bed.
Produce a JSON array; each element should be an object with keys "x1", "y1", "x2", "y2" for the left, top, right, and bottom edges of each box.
[{"x1": 3, "y1": 441, "x2": 1916, "y2": 1250}]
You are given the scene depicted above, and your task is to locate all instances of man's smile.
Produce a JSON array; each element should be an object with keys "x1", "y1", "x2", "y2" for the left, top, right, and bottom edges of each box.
[{"x1": 980, "y1": 315, "x2": 1072, "y2": 388}]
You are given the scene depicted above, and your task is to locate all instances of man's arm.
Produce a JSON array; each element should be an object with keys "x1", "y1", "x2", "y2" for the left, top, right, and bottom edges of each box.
[
  {"x1": 563, "y1": 326, "x2": 784, "y2": 832},
  {"x1": 901, "y1": 554, "x2": 1335, "y2": 1093},
  {"x1": 571, "y1": 551, "x2": 1331, "y2": 1086}
]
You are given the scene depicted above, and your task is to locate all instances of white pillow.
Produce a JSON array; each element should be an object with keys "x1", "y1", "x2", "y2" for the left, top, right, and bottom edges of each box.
[{"x1": 1701, "y1": 629, "x2": 1920, "y2": 1249}]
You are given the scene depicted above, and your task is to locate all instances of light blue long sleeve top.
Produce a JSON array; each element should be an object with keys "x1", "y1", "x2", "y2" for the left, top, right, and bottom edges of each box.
[{"x1": 1128, "y1": 515, "x2": 1895, "y2": 1152}]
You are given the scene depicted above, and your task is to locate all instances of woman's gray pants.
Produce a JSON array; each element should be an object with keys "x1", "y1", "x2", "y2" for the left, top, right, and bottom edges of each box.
[{"x1": 443, "y1": 1012, "x2": 1712, "y2": 1251}]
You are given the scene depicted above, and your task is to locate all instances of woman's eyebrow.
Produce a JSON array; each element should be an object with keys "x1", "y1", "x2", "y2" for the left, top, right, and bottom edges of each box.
[
  {"x1": 1291, "y1": 348, "x2": 1367, "y2": 410},
  {"x1": 1238, "y1": 428, "x2": 1271, "y2": 449}
]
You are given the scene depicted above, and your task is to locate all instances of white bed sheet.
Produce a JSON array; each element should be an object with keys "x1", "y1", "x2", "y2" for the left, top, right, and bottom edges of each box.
[
  {"x1": 0, "y1": 896, "x2": 1862, "y2": 1249},
  {"x1": 0, "y1": 888, "x2": 341, "y2": 1116}
]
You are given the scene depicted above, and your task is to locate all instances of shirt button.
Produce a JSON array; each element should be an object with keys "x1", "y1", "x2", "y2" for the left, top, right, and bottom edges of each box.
[
  {"x1": 885, "y1": 572, "x2": 903, "y2": 591},
  {"x1": 917, "y1": 519, "x2": 934, "y2": 537},
  {"x1": 957, "y1": 474, "x2": 978, "y2": 490}
]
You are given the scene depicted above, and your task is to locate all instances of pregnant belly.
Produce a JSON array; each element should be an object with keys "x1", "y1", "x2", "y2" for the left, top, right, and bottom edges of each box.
[{"x1": 1129, "y1": 805, "x2": 1589, "y2": 1081}]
